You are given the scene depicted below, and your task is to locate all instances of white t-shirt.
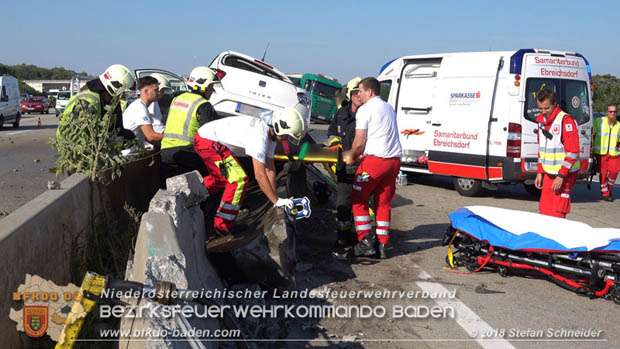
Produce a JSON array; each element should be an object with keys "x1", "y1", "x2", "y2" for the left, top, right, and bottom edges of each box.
[
  {"x1": 148, "y1": 102, "x2": 165, "y2": 133},
  {"x1": 197, "y1": 116, "x2": 276, "y2": 164},
  {"x1": 355, "y1": 96, "x2": 402, "y2": 158},
  {"x1": 123, "y1": 99, "x2": 153, "y2": 143}
]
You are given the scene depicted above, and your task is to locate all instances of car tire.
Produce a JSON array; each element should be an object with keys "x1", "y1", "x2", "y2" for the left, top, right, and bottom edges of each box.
[
  {"x1": 523, "y1": 183, "x2": 541, "y2": 198},
  {"x1": 12, "y1": 113, "x2": 20, "y2": 128},
  {"x1": 453, "y1": 176, "x2": 484, "y2": 197},
  {"x1": 0, "y1": 115, "x2": 4, "y2": 130}
]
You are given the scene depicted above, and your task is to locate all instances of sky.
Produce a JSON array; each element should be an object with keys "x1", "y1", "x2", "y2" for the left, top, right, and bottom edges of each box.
[{"x1": 2, "y1": 1, "x2": 619, "y2": 82}]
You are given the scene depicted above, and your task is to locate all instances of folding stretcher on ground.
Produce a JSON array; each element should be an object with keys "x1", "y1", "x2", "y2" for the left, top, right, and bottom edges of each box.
[{"x1": 443, "y1": 206, "x2": 620, "y2": 303}]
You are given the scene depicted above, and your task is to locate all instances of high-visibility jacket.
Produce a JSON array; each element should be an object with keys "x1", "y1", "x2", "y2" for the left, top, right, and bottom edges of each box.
[
  {"x1": 57, "y1": 89, "x2": 101, "y2": 139},
  {"x1": 593, "y1": 117, "x2": 620, "y2": 156},
  {"x1": 161, "y1": 92, "x2": 207, "y2": 149},
  {"x1": 538, "y1": 111, "x2": 580, "y2": 175}
]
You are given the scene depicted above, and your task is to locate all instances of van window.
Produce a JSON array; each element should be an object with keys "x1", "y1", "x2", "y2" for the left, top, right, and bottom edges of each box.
[
  {"x1": 380, "y1": 80, "x2": 392, "y2": 102},
  {"x1": 524, "y1": 78, "x2": 590, "y2": 125}
]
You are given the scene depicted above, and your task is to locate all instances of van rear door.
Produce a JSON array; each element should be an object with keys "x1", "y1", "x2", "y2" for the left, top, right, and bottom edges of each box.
[
  {"x1": 395, "y1": 58, "x2": 441, "y2": 156},
  {"x1": 521, "y1": 54, "x2": 592, "y2": 174},
  {"x1": 428, "y1": 54, "x2": 504, "y2": 180}
]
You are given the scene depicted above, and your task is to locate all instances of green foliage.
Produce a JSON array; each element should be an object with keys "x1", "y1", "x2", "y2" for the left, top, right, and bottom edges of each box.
[
  {"x1": 50, "y1": 95, "x2": 130, "y2": 183},
  {"x1": 593, "y1": 74, "x2": 620, "y2": 112},
  {"x1": 0, "y1": 62, "x2": 89, "y2": 80}
]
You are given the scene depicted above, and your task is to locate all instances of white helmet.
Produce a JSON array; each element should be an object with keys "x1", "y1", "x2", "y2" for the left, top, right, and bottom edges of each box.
[
  {"x1": 150, "y1": 73, "x2": 171, "y2": 91},
  {"x1": 272, "y1": 107, "x2": 307, "y2": 143},
  {"x1": 99, "y1": 64, "x2": 135, "y2": 96},
  {"x1": 345, "y1": 77, "x2": 362, "y2": 101},
  {"x1": 187, "y1": 66, "x2": 220, "y2": 91}
]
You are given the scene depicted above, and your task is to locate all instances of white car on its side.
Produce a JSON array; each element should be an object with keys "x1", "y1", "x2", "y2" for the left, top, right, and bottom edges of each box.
[{"x1": 135, "y1": 51, "x2": 312, "y2": 128}]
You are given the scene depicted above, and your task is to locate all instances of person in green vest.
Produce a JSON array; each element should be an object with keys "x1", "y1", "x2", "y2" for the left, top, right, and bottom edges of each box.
[
  {"x1": 57, "y1": 64, "x2": 136, "y2": 141},
  {"x1": 593, "y1": 105, "x2": 620, "y2": 201},
  {"x1": 160, "y1": 66, "x2": 221, "y2": 187}
]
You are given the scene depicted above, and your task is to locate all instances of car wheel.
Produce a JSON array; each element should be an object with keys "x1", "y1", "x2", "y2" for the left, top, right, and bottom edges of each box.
[
  {"x1": 0, "y1": 115, "x2": 4, "y2": 130},
  {"x1": 12, "y1": 113, "x2": 20, "y2": 128},
  {"x1": 452, "y1": 176, "x2": 484, "y2": 197},
  {"x1": 523, "y1": 183, "x2": 541, "y2": 198}
]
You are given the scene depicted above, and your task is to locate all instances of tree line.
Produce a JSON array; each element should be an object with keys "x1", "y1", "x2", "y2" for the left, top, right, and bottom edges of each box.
[
  {"x1": 593, "y1": 74, "x2": 620, "y2": 112},
  {"x1": 0, "y1": 62, "x2": 89, "y2": 95}
]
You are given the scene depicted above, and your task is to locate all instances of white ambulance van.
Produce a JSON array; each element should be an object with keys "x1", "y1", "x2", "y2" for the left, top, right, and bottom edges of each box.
[
  {"x1": 0, "y1": 76, "x2": 22, "y2": 130},
  {"x1": 377, "y1": 49, "x2": 593, "y2": 196}
]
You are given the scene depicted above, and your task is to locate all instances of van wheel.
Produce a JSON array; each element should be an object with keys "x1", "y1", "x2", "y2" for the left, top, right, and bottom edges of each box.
[
  {"x1": 523, "y1": 184, "x2": 541, "y2": 197},
  {"x1": 13, "y1": 113, "x2": 20, "y2": 128},
  {"x1": 0, "y1": 115, "x2": 4, "y2": 130},
  {"x1": 453, "y1": 177, "x2": 483, "y2": 197}
]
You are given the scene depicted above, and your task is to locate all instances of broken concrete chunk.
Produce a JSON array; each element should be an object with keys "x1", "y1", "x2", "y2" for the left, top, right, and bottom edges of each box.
[
  {"x1": 148, "y1": 190, "x2": 185, "y2": 227},
  {"x1": 165, "y1": 170, "x2": 209, "y2": 207}
]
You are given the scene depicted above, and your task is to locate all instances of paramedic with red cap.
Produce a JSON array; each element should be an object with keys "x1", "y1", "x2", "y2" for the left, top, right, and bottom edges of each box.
[
  {"x1": 343, "y1": 77, "x2": 402, "y2": 259},
  {"x1": 534, "y1": 88, "x2": 580, "y2": 218},
  {"x1": 194, "y1": 107, "x2": 307, "y2": 235}
]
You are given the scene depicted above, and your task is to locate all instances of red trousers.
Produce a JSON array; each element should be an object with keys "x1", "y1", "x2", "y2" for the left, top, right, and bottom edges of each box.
[
  {"x1": 539, "y1": 171, "x2": 578, "y2": 218},
  {"x1": 352, "y1": 156, "x2": 401, "y2": 244},
  {"x1": 595, "y1": 154, "x2": 620, "y2": 197},
  {"x1": 194, "y1": 134, "x2": 248, "y2": 232}
]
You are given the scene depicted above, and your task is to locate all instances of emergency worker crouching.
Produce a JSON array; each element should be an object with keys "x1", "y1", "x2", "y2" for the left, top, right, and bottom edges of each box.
[
  {"x1": 194, "y1": 107, "x2": 307, "y2": 235},
  {"x1": 160, "y1": 66, "x2": 221, "y2": 187}
]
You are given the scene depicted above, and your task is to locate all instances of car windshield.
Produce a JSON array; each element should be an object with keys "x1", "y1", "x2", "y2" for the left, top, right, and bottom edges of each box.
[
  {"x1": 58, "y1": 92, "x2": 70, "y2": 100},
  {"x1": 27, "y1": 98, "x2": 42, "y2": 102},
  {"x1": 311, "y1": 81, "x2": 339, "y2": 98}
]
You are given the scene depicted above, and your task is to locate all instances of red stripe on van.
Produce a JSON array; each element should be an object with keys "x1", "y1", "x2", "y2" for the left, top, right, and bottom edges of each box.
[{"x1": 427, "y1": 161, "x2": 503, "y2": 180}]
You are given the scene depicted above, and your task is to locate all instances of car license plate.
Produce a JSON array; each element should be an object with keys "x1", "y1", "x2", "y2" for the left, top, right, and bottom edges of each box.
[
  {"x1": 235, "y1": 103, "x2": 270, "y2": 118},
  {"x1": 525, "y1": 161, "x2": 538, "y2": 171}
]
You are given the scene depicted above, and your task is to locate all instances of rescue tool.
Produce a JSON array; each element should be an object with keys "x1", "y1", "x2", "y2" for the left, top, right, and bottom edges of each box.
[
  {"x1": 284, "y1": 196, "x2": 311, "y2": 220},
  {"x1": 55, "y1": 272, "x2": 247, "y2": 349},
  {"x1": 443, "y1": 206, "x2": 620, "y2": 303}
]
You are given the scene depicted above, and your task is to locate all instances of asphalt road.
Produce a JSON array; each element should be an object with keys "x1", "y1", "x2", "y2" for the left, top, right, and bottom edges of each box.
[{"x1": 0, "y1": 111, "x2": 65, "y2": 218}]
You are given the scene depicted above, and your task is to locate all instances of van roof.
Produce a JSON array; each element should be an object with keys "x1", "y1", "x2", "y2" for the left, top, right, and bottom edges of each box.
[{"x1": 379, "y1": 49, "x2": 590, "y2": 78}]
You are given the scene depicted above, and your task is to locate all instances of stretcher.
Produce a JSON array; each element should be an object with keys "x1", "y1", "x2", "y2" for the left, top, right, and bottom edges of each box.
[{"x1": 443, "y1": 206, "x2": 620, "y2": 302}]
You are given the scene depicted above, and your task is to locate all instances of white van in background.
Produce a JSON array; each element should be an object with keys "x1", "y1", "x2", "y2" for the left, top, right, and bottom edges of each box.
[
  {"x1": 377, "y1": 49, "x2": 593, "y2": 196},
  {"x1": 0, "y1": 76, "x2": 21, "y2": 129}
]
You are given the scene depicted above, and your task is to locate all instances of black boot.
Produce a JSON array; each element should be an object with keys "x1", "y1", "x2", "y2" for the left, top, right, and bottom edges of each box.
[
  {"x1": 354, "y1": 232, "x2": 376, "y2": 257},
  {"x1": 377, "y1": 243, "x2": 387, "y2": 259}
]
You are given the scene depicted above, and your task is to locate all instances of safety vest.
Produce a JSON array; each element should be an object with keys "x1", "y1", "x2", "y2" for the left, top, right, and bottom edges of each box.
[
  {"x1": 57, "y1": 89, "x2": 101, "y2": 139},
  {"x1": 161, "y1": 92, "x2": 207, "y2": 149},
  {"x1": 538, "y1": 111, "x2": 580, "y2": 174},
  {"x1": 593, "y1": 117, "x2": 620, "y2": 156}
]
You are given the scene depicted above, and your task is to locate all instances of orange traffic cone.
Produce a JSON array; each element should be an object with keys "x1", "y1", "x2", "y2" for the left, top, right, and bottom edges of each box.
[{"x1": 37, "y1": 117, "x2": 42, "y2": 129}]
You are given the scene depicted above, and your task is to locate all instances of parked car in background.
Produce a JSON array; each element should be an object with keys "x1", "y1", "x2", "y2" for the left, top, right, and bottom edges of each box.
[
  {"x1": 21, "y1": 96, "x2": 49, "y2": 114},
  {"x1": 55, "y1": 91, "x2": 71, "y2": 117},
  {"x1": 1, "y1": 76, "x2": 22, "y2": 129},
  {"x1": 19, "y1": 92, "x2": 29, "y2": 103}
]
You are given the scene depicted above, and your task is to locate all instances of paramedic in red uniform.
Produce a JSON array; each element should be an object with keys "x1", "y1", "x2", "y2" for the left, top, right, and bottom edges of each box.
[
  {"x1": 534, "y1": 88, "x2": 580, "y2": 218},
  {"x1": 193, "y1": 107, "x2": 307, "y2": 235},
  {"x1": 343, "y1": 77, "x2": 402, "y2": 259}
]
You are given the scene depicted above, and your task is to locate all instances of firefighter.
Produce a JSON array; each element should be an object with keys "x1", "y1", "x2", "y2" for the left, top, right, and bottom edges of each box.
[
  {"x1": 58, "y1": 64, "x2": 136, "y2": 140},
  {"x1": 593, "y1": 105, "x2": 620, "y2": 201},
  {"x1": 160, "y1": 66, "x2": 221, "y2": 187},
  {"x1": 342, "y1": 77, "x2": 402, "y2": 259},
  {"x1": 534, "y1": 88, "x2": 580, "y2": 218},
  {"x1": 328, "y1": 77, "x2": 362, "y2": 251},
  {"x1": 194, "y1": 107, "x2": 307, "y2": 234}
]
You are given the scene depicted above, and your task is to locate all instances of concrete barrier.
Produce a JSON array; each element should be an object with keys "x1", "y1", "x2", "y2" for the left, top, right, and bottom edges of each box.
[{"x1": 0, "y1": 154, "x2": 159, "y2": 348}]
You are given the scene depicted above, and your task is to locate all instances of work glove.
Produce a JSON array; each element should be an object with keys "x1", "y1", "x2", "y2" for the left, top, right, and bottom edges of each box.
[{"x1": 274, "y1": 197, "x2": 294, "y2": 209}]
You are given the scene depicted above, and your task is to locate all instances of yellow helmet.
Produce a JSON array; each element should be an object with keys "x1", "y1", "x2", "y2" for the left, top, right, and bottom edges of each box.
[
  {"x1": 187, "y1": 66, "x2": 220, "y2": 91},
  {"x1": 99, "y1": 64, "x2": 135, "y2": 96},
  {"x1": 345, "y1": 77, "x2": 362, "y2": 101}
]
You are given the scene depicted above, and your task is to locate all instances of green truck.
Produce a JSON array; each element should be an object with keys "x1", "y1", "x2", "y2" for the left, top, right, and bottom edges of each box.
[{"x1": 288, "y1": 73, "x2": 342, "y2": 123}]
